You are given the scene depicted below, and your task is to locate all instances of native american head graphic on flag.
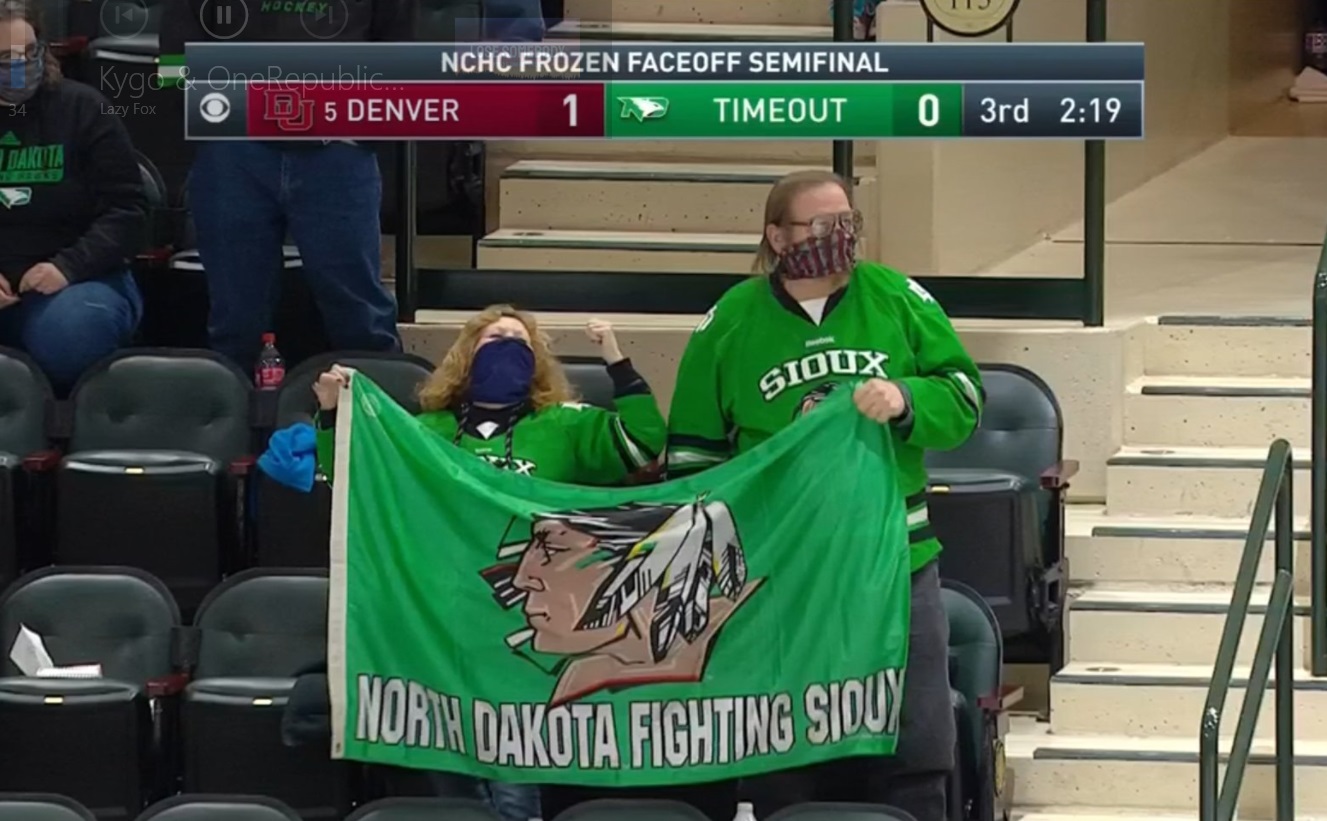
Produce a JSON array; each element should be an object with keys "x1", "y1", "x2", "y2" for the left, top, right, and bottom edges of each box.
[{"x1": 480, "y1": 498, "x2": 765, "y2": 705}]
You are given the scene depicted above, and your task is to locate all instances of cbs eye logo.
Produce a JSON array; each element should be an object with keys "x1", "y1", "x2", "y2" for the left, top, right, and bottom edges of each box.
[{"x1": 198, "y1": 92, "x2": 232, "y2": 124}]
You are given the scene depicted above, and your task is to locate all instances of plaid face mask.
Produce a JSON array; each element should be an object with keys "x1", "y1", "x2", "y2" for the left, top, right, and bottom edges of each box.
[{"x1": 778, "y1": 227, "x2": 857, "y2": 280}]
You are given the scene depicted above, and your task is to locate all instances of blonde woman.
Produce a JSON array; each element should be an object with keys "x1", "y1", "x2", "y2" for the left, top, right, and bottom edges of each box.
[
  {"x1": 667, "y1": 170, "x2": 983, "y2": 820},
  {"x1": 314, "y1": 304, "x2": 665, "y2": 485}
]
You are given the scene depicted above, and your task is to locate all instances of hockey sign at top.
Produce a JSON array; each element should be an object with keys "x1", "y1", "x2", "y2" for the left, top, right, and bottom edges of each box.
[{"x1": 919, "y1": 0, "x2": 1021, "y2": 37}]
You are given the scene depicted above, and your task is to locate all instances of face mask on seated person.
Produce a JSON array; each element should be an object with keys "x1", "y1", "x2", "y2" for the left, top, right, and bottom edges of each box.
[
  {"x1": 778, "y1": 227, "x2": 857, "y2": 280},
  {"x1": 467, "y1": 337, "x2": 536, "y2": 406},
  {"x1": 0, "y1": 48, "x2": 45, "y2": 106}
]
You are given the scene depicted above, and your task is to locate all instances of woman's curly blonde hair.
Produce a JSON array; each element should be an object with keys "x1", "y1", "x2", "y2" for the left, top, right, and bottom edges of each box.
[{"x1": 418, "y1": 304, "x2": 575, "y2": 412}]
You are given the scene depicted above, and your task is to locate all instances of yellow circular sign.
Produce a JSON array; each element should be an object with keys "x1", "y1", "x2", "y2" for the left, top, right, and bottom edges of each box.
[{"x1": 919, "y1": 0, "x2": 1020, "y2": 36}]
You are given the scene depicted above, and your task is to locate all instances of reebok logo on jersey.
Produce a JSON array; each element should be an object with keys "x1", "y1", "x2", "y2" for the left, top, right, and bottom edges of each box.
[
  {"x1": 805, "y1": 336, "x2": 835, "y2": 348},
  {"x1": 759, "y1": 349, "x2": 889, "y2": 401}
]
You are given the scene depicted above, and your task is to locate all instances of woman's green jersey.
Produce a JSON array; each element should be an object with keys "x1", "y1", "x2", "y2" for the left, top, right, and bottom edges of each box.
[
  {"x1": 666, "y1": 261, "x2": 983, "y2": 572},
  {"x1": 317, "y1": 360, "x2": 666, "y2": 485}
]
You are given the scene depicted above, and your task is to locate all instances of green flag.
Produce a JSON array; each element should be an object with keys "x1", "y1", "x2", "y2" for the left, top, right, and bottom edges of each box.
[{"x1": 329, "y1": 375, "x2": 911, "y2": 786}]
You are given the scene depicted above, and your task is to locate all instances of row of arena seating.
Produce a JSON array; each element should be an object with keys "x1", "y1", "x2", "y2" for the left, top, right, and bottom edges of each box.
[
  {"x1": 0, "y1": 567, "x2": 992, "y2": 821},
  {"x1": 0, "y1": 345, "x2": 1072, "y2": 670},
  {"x1": 0, "y1": 794, "x2": 920, "y2": 821},
  {"x1": 0, "y1": 346, "x2": 618, "y2": 614}
]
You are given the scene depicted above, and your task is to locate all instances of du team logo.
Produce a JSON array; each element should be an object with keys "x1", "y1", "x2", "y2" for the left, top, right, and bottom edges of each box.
[{"x1": 264, "y1": 89, "x2": 316, "y2": 132}]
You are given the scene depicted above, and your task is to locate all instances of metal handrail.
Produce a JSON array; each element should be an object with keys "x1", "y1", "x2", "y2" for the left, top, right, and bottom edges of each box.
[
  {"x1": 1198, "y1": 439, "x2": 1295, "y2": 821},
  {"x1": 1311, "y1": 230, "x2": 1327, "y2": 676},
  {"x1": 1082, "y1": 0, "x2": 1106, "y2": 326},
  {"x1": 832, "y1": 0, "x2": 854, "y2": 180}
]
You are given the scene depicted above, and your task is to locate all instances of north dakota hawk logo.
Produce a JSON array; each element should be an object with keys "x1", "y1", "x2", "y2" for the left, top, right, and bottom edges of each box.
[
  {"x1": 795, "y1": 382, "x2": 845, "y2": 419},
  {"x1": 481, "y1": 499, "x2": 765, "y2": 705}
]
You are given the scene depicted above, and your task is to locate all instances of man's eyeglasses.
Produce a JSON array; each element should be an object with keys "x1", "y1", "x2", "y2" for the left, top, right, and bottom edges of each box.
[
  {"x1": 786, "y1": 210, "x2": 863, "y2": 238},
  {"x1": 0, "y1": 41, "x2": 41, "y2": 63}
]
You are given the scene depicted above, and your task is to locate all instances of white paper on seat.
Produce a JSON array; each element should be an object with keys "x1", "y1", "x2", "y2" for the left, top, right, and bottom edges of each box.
[
  {"x1": 36, "y1": 664, "x2": 103, "y2": 679},
  {"x1": 9, "y1": 624, "x2": 54, "y2": 676},
  {"x1": 8, "y1": 623, "x2": 103, "y2": 678}
]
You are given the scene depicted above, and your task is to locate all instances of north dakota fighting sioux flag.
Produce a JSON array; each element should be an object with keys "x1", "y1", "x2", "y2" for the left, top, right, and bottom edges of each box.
[{"x1": 328, "y1": 374, "x2": 911, "y2": 786}]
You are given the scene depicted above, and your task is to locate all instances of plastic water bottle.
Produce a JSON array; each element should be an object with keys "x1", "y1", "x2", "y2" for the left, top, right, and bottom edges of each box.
[
  {"x1": 254, "y1": 333, "x2": 285, "y2": 390},
  {"x1": 733, "y1": 801, "x2": 757, "y2": 821},
  {"x1": 1306, "y1": 0, "x2": 1327, "y2": 72}
]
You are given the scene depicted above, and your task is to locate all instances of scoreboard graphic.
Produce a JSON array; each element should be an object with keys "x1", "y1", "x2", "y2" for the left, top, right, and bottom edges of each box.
[{"x1": 181, "y1": 42, "x2": 1144, "y2": 141}]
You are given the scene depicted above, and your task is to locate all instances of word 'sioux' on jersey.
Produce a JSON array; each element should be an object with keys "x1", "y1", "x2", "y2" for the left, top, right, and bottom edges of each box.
[{"x1": 440, "y1": 49, "x2": 891, "y2": 77}]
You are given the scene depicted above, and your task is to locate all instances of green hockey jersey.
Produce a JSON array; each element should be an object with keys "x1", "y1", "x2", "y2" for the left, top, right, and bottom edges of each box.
[
  {"x1": 666, "y1": 261, "x2": 982, "y2": 571},
  {"x1": 317, "y1": 362, "x2": 666, "y2": 485}
]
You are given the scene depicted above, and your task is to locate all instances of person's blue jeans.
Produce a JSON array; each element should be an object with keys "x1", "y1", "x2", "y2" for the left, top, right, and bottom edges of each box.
[
  {"x1": 427, "y1": 771, "x2": 540, "y2": 821},
  {"x1": 484, "y1": 0, "x2": 545, "y2": 41},
  {"x1": 0, "y1": 269, "x2": 142, "y2": 393},
  {"x1": 187, "y1": 141, "x2": 402, "y2": 374}
]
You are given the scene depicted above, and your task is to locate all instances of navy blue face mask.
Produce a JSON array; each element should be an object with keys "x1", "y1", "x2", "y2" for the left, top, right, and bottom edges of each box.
[{"x1": 467, "y1": 337, "x2": 535, "y2": 405}]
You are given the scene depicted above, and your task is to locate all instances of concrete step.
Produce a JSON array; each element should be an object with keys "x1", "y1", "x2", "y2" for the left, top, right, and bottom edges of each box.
[
  {"x1": 1105, "y1": 445, "x2": 1311, "y2": 518},
  {"x1": 487, "y1": 139, "x2": 876, "y2": 165},
  {"x1": 548, "y1": 19, "x2": 830, "y2": 40},
  {"x1": 1068, "y1": 586, "x2": 1308, "y2": 667},
  {"x1": 562, "y1": 0, "x2": 827, "y2": 27},
  {"x1": 498, "y1": 160, "x2": 870, "y2": 233},
  {"x1": 1015, "y1": 812, "x2": 1229, "y2": 821},
  {"x1": 1052, "y1": 661, "x2": 1327, "y2": 739},
  {"x1": 1008, "y1": 729, "x2": 1327, "y2": 813},
  {"x1": 1145, "y1": 316, "x2": 1311, "y2": 378},
  {"x1": 1065, "y1": 506, "x2": 1309, "y2": 587},
  {"x1": 477, "y1": 228, "x2": 755, "y2": 271},
  {"x1": 1123, "y1": 375, "x2": 1309, "y2": 448}
]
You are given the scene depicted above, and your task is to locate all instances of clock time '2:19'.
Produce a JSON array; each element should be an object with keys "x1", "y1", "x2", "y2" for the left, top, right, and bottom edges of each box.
[{"x1": 1063, "y1": 96, "x2": 1121, "y2": 123}]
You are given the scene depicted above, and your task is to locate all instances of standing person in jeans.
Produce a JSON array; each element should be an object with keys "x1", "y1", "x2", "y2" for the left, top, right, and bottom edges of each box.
[
  {"x1": 0, "y1": 0, "x2": 146, "y2": 393},
  {"x1": 161, "y1": 0, "x2": 410, "y2": 375},
  {"x1": 666, "y1": 170, "x2": 982, "y2": 821}
]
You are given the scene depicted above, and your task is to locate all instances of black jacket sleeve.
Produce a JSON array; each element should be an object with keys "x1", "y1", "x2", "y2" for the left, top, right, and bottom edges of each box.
[
  {"x1": 160, "y1": 0, "x2": 206, "y2": 58},
  {"x1": 371, "y1": 0, "x2": 418, "y2": 40},
  {"x1": 50, "y1": 94, "x2": 147, "y2": 283}
]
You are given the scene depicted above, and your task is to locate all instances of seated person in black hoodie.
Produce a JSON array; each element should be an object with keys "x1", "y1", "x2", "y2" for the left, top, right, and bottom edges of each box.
[{"x1": 0, "y1": 0, "x2": 147, "y2": 392}]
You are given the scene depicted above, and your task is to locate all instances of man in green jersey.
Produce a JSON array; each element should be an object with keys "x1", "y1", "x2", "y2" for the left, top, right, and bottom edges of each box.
[{"x1": 667, "y1": 171, "x2": 982, "y2": 821}]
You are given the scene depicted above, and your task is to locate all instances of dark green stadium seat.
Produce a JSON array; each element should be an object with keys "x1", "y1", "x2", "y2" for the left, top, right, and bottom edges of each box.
[
  {"x1": 553, "y1": 799, "x2": 712, "y2": 821},
  {"x1": 560, "y1": 356, "x2": 616, "y2": 410},
  {"x1": 925, "y1": 363, "x2": 1076, "y2": 669},
  {"x1": 0, "y1": 348, "x2": 55, "y2": 587},
  {"x1": 254, "y1": 353, "x2": 434, "y2": 568},
  {"x1": 180, "y1": 570, "x2": 349, "y2": 819},
  {"x1": 133, "y1": 151, "x2": 181, "y2": 262},
  {"x1": 767, "y1": 804, "x2": 918, "y2": 820},
  {"x1": 0, "y1": 567, "x2": 182, "y2": 820},
  {"x1": 135, "y1": 795, "x2": 302, "y2": 821},
  {"x1": 58, "y1": 351, "x2": 252, "y2": 614},
  {"x1": 271, "y1": 352, "x2": 436, "y2": 430},
  {"x1": 0, "y1": 793, "x2": 97, "y2": 821},
  {"x1": 346, "y1": 797, "x2": 502, "y2": 821},
  {"x1": 942, "y1": 580, "x2": 1015, "y2": 821}
]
